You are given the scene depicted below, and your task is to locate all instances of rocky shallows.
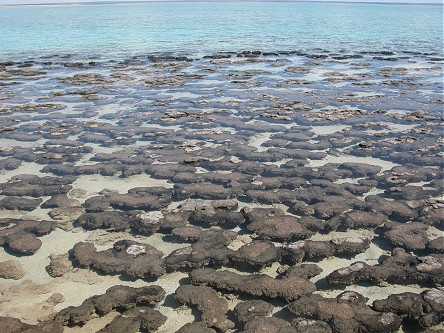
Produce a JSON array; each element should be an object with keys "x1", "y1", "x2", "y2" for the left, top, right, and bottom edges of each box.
[{"x1": 0, "y1": 50, "x2": 443, "y2": 332}]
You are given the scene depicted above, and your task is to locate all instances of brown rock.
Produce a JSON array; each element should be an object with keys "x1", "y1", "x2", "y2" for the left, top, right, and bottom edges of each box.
[
  {"x1": 46, "y1": 254, "x2": 73, "y2": 277},
  {"x1": 0, "y1": 260, "x2": 24, "y2": 279},
  {"x1": 6, "y1": 232, "x2": 42, "y2": 255}
]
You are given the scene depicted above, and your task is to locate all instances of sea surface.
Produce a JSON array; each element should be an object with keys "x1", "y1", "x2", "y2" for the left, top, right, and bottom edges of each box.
[{"x1": 0, "y1": 1, "x2": 443, "y2": 59}]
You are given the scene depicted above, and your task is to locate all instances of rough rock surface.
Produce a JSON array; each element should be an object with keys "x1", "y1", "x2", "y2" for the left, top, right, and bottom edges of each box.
[
  {"x1": 76, "y1": 211, "x2": 140, "y2": 231},
  {"x1": 165, "y1": 229, "x2": 236, "y2": 270},
  {"x1": 71, "y1": 240, "x2": 165, "y2": 279},
  {"x1": 373, "y1": 290, "x2": 444, "y2": 328},
  {"x1": 97, "y1": 307, "x2": 167, "y2": 333},
  {"x1": 292, "y1": 318, "x2": 332, "y2": 333},
  {"x1": 243, "y1": 208, "x2": 312, "y2": 241},
  {"x1": 56, "y1": 285, "x2": 165, "y2": 325},
  {"x1": 0, "y1": 197, "x2": 42, "y2": 211},
  {"x1": 327, "y1": 248, "x2": 444, "y2": 287},
  {"x1": 429, "y1": 237, "x2": 444, "y2": 253},
  {"x1": 46, "y1": 253, "x2": 73, "y2": 277},
  {"x1": 190, "y1": 268, "x2": 316, "y2": 301},
  {"x1": 2, "y1": 232, "x2": 42, "y2": 255},
  {"x1": 280, "y1": 237, "x2": 370, "y2": 263},
  {"x1": 229, "y1": 240, "x2": 281, "y2": 269},
  {"x1": 175, "y1": 285, "x2": 234, "y2": 330},
  {"x1": 234, "y1": 300, "x2": 274, "y2": 323},
  {"x1": 287, "y1": 291, "x2": 402, "y2": 333},
  {"x1": 134, "y1": 210, "x2": 189, "y2": 235},
  {"x1": 0, "y1": 316, "x2": 63, "y2": 333},
  {"x1": 0, "y1": 219, "x2": 56, "y2": 255},
  {"x1": 0, "y1": 260, "x2": 24, "y2": 279},
  {"x1": 383, "y1": 222, "x2": 429, "y2": 251},
  {"x1": 176, "y1": 322, "x2": 217, "y2": 333},
  {"x1": 240, "y1": 317, "x2": 296, "y2": 333},
  {"x1": 284, "y1": 264, "x2": 323, "y2": 280}
]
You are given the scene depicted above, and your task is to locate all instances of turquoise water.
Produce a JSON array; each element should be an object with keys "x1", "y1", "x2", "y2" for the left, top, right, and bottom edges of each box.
[{"x1": 0, "y1": 2, "x2": 443, "y2": 59}]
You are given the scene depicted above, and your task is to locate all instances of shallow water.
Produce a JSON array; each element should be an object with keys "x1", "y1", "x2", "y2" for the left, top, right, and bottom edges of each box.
[{"x1": 0, "y1": 2, "x2": 443, "y2": 59}]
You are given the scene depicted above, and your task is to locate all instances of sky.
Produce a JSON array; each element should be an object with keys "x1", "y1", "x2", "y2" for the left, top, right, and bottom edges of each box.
[{"x1": 0, "y1": 0, "x2": 442, "y2": 4}]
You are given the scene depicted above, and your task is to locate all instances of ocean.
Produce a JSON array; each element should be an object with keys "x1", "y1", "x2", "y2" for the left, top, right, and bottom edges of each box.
[{"x1": 0, "y1": 1, "x2": 442, "y2": 59}]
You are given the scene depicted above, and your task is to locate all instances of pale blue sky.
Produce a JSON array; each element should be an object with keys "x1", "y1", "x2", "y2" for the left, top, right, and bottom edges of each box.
[{"x1": 0, "y1": 0, "x2": 442, "y2": 4}]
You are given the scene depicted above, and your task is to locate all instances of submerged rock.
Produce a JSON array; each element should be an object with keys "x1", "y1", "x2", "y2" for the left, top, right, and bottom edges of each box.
[
  {"x1": 229, "y1": 240, "x2": 281, "y2": 269},
  {"x1": 0, "y1": 260, "x2": 24, "y2": 279},
  {"x1": 98, "y1": 307, "x2": 167, "y2": 333},
  {"x1": 234, "y1": 300, "x2": 274, "y2": 324},
  {"x1": 243, "y1": 208, "x2": 312, "y2": 241},
  {"x1": 384, "y1": 221, "x2": 429, "y2": 251},
  {"x1": 190, "y1": 268, "x2": 316, "y2": 301},
  {"x1": 55, "y1": 285, "x2": 165, "y2": 326},
  {"x1": 0, "y1": 316, "x2": 63, "y2": 333},
  {"x1": 2, "y1": 232, "x2": 42, "y2": 255},
  {"x1": 327, "y1": 248, "x2": 444, "y2": 287},
  {"x1": 176, "y1": 322, "x2": 217, "y2": 333},
  {"x1": 241, "y1": 317, "x2": 296, "y2": 333},
  {"x1": 46, "y1": 253, "x2": 73, "y2": 277},
  {"x1": 373, "y1": 290, "x2": 444, "y2": 328},
  {"x1": 175, "y1": 285, "x2": 234, "y2": 330},
  {"x1": 288, "y1": 291, "x2": 402, "y2": 333},
  {"x1": 71, "y1": 240, "x2": 165, "y2": 279},
  {"x1": 165, "y1": 229, "x2": 236, "y2": 270}
]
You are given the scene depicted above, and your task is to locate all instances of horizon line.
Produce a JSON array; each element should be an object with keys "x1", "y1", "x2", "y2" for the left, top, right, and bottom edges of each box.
[{"x1": 1, "y1": 0, "x2": 443, "y2": 7}]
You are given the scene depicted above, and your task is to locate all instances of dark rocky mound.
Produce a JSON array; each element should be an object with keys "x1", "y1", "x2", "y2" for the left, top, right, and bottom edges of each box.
[
  {"x1": 0, "y1": 197, "x2": 42, "y2": 211},
  {"x1": 183, "y1": 199, "x2": 244, "y2": 229},
  {"x1": 373, "y1": 290, "x2": 444, "y2": 329},
  {"x1": 383, "y1": 221, "x2": 429, "y2": 251},
  {"x1": 234, "y1": 300, "x2": 274, "y2": 324},
  {"x1": 189, "y1": 268, "x2": 316, "y2": 301},
  {"x1": 71, "y1": 240, "x2": 165, "y2": 279},
  {"x1": 173, "y1": 183, "x2": 235, "y2": 200},
  {"x1": 41, "y1": 194, "x2": 80, "y2": 209},
  {"x1": 176, "y1": 322, "x2": 216, "y2": 333},
  {"x1": 365, "y1": 196, "x2": 418, "y2": 223},
  {"x1": 338, "y1": 162, "x2": 382, "y2": 177},
  {"x1": 55, "y1": 285, "x2": 165, "y2": 326},
  {"x1": 428, "y1": 237, "x2": 444, "y2": 253},
  {"x1": 282, "y1": 264, "x2": 323, "y2": 280},
  {"x1": 107, "y1": 187, "x2": 173, "y2": 211},
  {"x1": 180, "y1": 199, "x2": 239, "y2": 213},
  {"x1": 229, "y1": 240, "x2": 281, "y2": 269},
  {"x1": 165, "y1": 228, "x2": 236, "y2": 270},
  {"x1": 243, "y1": 207, "x2": 312, "y2": 241},
  {"x1": 280, "y1": 237, "x2": 370, "y2": 263},
  {"x1": 175, "y1": 285, "x2": 234, "y2": 331},
  {"x1": 133, "y1": 209, "x2": 190, "y2": 235},
  {"x1": 240, "y1": 317, "x2": 296, "y2": 333},
  {"x1": 76, "y1": 211, "x2": 140, "y2": 231},
  {"x1": 0, "y1": 316, "x2": 63, "y2": 333},
  {"x1": 292, "y1": 318, "x2": 333, "y2": 333},
  {"x1": 327, "y1": 248, "x2": 444, "y2": 287},
  {"x1": 0, "y1": 218, "x2": 56, "y2": 255},
  {"x1": 0, "y1": 174, "x2": 75, "y2": 197},
  {"x1": 328, "y1": 210, "x2": 388, "y2": 231},
  {"x1": 84, "y1": 187, "x2": 172, "y2": 212},
  {"x1": 1, "y1": 232, "x2": 42, "y2": 255},
  {"x1": 97, "y1": 307, "x2": 167, "y2": 333},
  {"x1": 172, "y1": 225, "x2": 205, "y2": 242},
  {"x1": 287, "y1": 291, "x2": 402, "y2": 333},
  {"x1": 190, "y1": 210, "x2": 245, "y2": 229}
]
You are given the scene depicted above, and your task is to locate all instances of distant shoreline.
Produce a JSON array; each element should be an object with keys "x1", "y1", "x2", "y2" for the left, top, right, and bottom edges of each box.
[{"x1": 1, "y1": 0, "x2": 442, "y2": 8}]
